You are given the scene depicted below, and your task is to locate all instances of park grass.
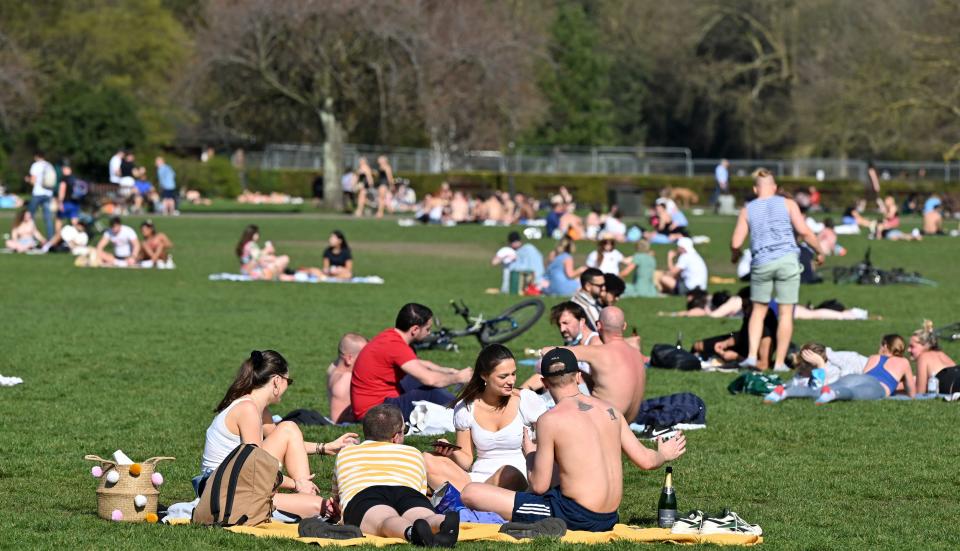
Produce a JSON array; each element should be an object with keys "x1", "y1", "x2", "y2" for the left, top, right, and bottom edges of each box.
[{"x1": 1, "y1": 210, "x2": 959, "y2": 550}]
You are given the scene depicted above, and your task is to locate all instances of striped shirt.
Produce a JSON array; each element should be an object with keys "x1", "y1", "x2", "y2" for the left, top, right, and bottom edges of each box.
[
  {"x1": 333, "y1": 441, "x2": 428, "y2": 511},
  {"x1": 746, "y1": 195, "x2": 799, "y2": 267}
]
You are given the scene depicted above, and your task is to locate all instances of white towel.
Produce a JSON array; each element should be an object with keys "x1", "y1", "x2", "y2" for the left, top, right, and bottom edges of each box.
[{"x1": 0, "y1": 374, "x2": 23, "y2": 386}]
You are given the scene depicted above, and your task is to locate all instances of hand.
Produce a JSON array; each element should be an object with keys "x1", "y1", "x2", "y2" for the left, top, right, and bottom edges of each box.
[
  {"x1": 432, "y1": 439, "x2": 455, "y2": 457},
  {"x1": 814, "y1": 253, "x2": 825, "y2": 267},
  {"x1": 522, "y1": 427, "x2": 537, "y2": 455},
  {"x1": 658, "y1": 431, "x2": 686, "y2": 461},
  {"x1": 326, "y1": 432, "x2": 360, "y2": 454},
  {"x1": 731, "y1": 248, "x2": 741, "y2": 264},
  {"x1": 294, "y1": 475, "x2": 318, "y2": 495},
  {"x1": 667, "y1": 250, "x2": 677, "y2": 260},
  {"x1": 800, "y1": 350, "x2": 825, "y2": 368},
  {"x1": 458, "y1": 368, "x2": 473, "y2": 383},
  {"x1": 322, "y1": 497, "x2": 341, "y2": 520}
]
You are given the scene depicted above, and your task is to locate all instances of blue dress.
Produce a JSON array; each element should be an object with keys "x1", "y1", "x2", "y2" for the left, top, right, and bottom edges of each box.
[{"x1": 545, "y1": 253, "x2": 580, "y2": 296}]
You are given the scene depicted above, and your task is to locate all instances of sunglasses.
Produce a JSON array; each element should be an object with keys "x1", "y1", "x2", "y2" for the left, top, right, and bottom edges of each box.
[{"x1": 277, "y1": 374, "x2": 294, "y2": 386}]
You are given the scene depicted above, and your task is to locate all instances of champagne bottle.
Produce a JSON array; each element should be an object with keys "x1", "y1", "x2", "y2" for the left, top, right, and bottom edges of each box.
[{"x1": 657, "y1": 467, "x2": 677, "y2": 528}]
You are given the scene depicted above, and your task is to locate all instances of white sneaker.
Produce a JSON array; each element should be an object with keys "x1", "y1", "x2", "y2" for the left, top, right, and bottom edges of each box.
[
  {"x1": 701, "y1": 510, "x2": 762, "y2": 535},
  {"x1": 773, "y1": 364, "x2": 791, "y2": 373},
  {"x1": 670, "y1": 510, "x2": 704, "y2": 534}
]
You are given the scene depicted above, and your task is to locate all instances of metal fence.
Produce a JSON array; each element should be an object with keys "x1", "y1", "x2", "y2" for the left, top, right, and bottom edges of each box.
[{"x1": 247, "y1": 143, "x2": 960, "y2": 183}]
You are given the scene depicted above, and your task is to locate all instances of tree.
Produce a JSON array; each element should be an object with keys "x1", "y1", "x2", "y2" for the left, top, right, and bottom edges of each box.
[
  {"x1": 529, "y1": 1, "x2": 614, "y2": 146},
  {"x1": 28, "y1": 82, "x2": 144, "y2": 176}
]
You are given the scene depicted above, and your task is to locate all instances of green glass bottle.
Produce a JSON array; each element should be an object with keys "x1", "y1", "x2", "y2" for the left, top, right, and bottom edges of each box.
[{"x1": 657, "y1": 466, "x2": 677, "y2": 528}]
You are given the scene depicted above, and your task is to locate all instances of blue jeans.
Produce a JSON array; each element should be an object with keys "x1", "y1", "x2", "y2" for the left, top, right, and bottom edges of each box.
[
  {"x1": 384, "y1": 375, "x2": 456, "y2": 420},
  {"x1": 28, "y1": 195, "x2": 54, "y2": 239}
]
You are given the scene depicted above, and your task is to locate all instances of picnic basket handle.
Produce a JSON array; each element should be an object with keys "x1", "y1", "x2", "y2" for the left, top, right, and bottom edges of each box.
[
  {"x1": 144, "y1": 456, "x2": 176, "y2": 465},
  {"x1": 83, "y1": 454, "x2": 117, "y2": 468}
]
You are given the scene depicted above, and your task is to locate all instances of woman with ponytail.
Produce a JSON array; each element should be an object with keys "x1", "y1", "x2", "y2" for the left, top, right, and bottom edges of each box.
[
  {"x1": 909, "y1": 320, "x2": 956, "y2": 393},
  {"x1": 423, "y1": 344, "x2": 547, "y2": 492},
  {"x1": 202, "y1": 350, "x2": 358, "y2": 517}
]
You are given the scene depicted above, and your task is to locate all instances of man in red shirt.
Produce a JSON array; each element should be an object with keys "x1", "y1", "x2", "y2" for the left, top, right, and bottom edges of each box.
[{"x1": 351, "y1": 303, "x2": 473, "y2": 420}]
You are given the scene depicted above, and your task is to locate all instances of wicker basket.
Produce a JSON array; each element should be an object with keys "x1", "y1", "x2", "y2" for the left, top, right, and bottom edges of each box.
[{"x1": 84, "y1": 454, "x2": 174, "y2": 522}]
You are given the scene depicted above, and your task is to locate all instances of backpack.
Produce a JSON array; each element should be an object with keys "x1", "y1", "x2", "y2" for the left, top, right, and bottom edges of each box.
[
  {"x1": 649, "y1": 344, "x2": 701, "y2": 371},
  {"x1": 727, "y1": 372, "x2": 782, "y2": 396},
  {"x1": 72, "y1": 179, "x2": 90, "y2": 201},
  {"x1": 192, "y1": 444, "x2": 282, "y2": 527},
  {"x1": 633, "y1": 392, "x2": 707, "y2": 430},
  {"x1": 41, "y1": 162, "x2": 57, "y2": 189}
]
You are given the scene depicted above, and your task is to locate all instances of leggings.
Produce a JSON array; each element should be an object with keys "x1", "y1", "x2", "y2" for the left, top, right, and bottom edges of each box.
[{"x1": 828, "y1": 374, "x2": 888, "y2": 401}]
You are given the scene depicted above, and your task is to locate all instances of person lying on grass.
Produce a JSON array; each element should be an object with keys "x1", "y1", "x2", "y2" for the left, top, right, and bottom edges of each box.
[
  {"x1": 661, "y1": 287, "x2": 873, "y2": 321},
  {"x1": 765, "y1": 335, "x2": 916, "y2": 404},
  {"x1": 761, "y1": 342, "x2": 867, "y2": 402},
  {"x1": 461, "y1": 348, "x2": 686, "y2": 532},
  {"x1": 424, "y1": 344, "x2": 546, "y2": 492},
  {"x1": 332, "y1": 404, "x2": 459, "y2": 547},
  {"x1": 96, "y1": 216, "x2": 140, "y2": 267},
  {"x1": 201, "y1": 350, "x2": 358, "y2": 518}
]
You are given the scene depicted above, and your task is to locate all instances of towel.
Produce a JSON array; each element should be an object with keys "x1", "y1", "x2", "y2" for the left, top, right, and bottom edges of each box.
[
  {"x1": 225, "y1": 520, "x2": 762, "y2": 546},
  {"x1": 0, "y1": 374, "x2": 23, "y2": 386},
  {"x1": 208, "y1": 273, "x2": 384, "y2": 284}
]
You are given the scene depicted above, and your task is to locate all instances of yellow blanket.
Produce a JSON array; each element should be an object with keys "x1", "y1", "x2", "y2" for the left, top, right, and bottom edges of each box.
[{"x1": 225, "y1": 521, "x2": 762, "y2": 546}]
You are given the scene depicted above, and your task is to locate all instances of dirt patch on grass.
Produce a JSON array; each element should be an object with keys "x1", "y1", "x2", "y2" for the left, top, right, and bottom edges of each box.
[{"x1": 278, "y1": 240, "x2": 489, "y2": 260}]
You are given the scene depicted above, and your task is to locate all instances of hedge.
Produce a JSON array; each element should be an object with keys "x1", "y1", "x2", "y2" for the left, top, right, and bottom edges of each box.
[{"x1": 168, "y1": 156, "x2": 243, "y2": 198}]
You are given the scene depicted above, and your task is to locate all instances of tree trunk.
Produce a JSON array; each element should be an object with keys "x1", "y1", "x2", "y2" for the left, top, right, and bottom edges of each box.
[{"x1": 320, "y1": 99, "x2": 345, "y2": 210}]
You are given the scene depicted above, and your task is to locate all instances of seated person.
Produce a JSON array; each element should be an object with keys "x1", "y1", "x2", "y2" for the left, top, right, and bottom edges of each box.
[
  {"x1": 96, "y1": 216, "x2": 140, "y2": 266},
  {"x1": 558, "y1": 203, "x2": 585, "y2": 241},
  {"x1": 332, "y1": 404, "x2": 459, "y2": 546},
  {"x1": 621, "y1": 240, "x2": 659, "y2": 298},
  {"x1": 571, "y1": 268, "x2": 604, "y2": 331},
  {"x1": 657, "y1": 238, "x2": 707, "y2": 295},
  {"x1": 449, "y1": 191, "x2": 471, "y2": 222},
  {"x1": 543, "y1": 238, "x2": 584, "y2": 296},
  {"x1": 600, "y1": 273, "x2": 626, "y2": 307},
  {"x1": 763, "y1": 342, "x2": 868, "y2": 402},
  {"x1": 424, "y1": 344, "x2": 546, "y2": 491},
  {"x1": 491, "y1": 239, "x2": 519, "y2": 293},
  {"x1": 202, "y1": 350, "x2": 358, "y2": 517},
  {"x1": 350, "y1": 303, "x2": 472, "y2": 421},
  {"x1": 815, "y1": 334, "x2": 916, "y2": 404},
  {"x1": 644, "y1": 199, "x2": 688, "y2": 244},
  {"x1": 236, "y1": 224, "x2": 290, "y2": 280},
  {"x1": 5, "y1": 209, "x2": 45, "y2": 252},
  {"x1": 817, "y1": 218, "x2": 846, "y2": 256},
  {"x1": 585, "y1": 238, "x2": 625, "y2": 275},
  {"x1": 600, "y1": 207, "x2": 627, "y2": 242},
  {"x1": 692, "y1": 289, "x2": 777, "y2": 370},
  {"x1": 328, "y1": 333, "x2": 368, "y2": 424},
  {"x1": 60, "y1": 219, "x2": 90, "y2": 256},
  {"x1": 910, "y1": 320, "x2": 956, "y2": 393},
  {"x1": 138, "y1": 220, "x2": 173, "y2": 268},
  {"x1": 506, "y1": 231, "x2": 545, "y2": 285},
  {"x1": 519, "y1": 302, "x2": 599, "y2": 394},
  {"x1": 322, "y1": 230, "x2": 353, "y2": 279},
  {"x1": 922, "y1": 196, "x2": 944, "y2": 236},
  {"x1": 875, "y1": 196, "x2": 920, "y2": 241},
  {"x1": 461, "y1": 348, "x2": 686, "y2": 532},
  {"x1": 584, "y1": 205, "x2": 603, "y2": 241}
]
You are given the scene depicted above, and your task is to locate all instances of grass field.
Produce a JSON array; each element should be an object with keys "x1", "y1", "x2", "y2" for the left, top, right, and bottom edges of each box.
[{"x1": 1, "y1": 209, "x2": 959, "y2": 550}]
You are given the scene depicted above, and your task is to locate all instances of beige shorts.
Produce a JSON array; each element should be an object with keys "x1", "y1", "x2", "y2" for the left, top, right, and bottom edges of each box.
[{"x1": 750, "y1": 254, "x2": 801, "y2": 304}]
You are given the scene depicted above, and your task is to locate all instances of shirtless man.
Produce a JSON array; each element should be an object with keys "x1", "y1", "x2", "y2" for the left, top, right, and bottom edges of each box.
[
  {"x1": 520, "y1": 302, "x2": 600, "y2": 393},
  {"x1": 328, "y1": 333, "x2": 368, "y2": 424},
  {"x1": 461, "y1": 348, "x2": 685, "y2": 532},
  {"x1": 541, "y1": 307, "x2": 646, "y2": 422}
]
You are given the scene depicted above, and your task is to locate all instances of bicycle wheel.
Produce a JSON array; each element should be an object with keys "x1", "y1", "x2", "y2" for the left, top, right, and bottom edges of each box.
[
  {"x1": 934, "y1": 323, "x2": 960, "y2": 342},
  {"x1": 479, "y1": 298, "x2": 545, "y2": 345}
]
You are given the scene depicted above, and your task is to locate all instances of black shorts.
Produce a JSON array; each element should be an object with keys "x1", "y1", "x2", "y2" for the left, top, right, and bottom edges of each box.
[
  {"x1": 161, "y1": 189, "x2": 177, "y2": 200},
  {"x1": 342, "y1": 486, "x2": 433, "y2": 528}
]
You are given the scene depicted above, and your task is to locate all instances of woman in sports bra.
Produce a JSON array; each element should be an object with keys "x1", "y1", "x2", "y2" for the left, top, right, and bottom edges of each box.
[
  {"x1": 909, "y1": 320, "x2": 957, "y2": 393},
  {"x1": 424, "y1": 344, "x2": 547, "y2": 492},
  {"x1": 815, "y1": 334, "x2": 916, "y2": 404},
  {"x1": 201, "y1": 350, "x2": 358, "y2": 517}
]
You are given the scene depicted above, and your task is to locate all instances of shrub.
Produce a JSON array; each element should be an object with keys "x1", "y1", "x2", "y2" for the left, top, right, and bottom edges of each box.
[{"x1": 171, "y1": 156, "x2": 242, "y2": 198}]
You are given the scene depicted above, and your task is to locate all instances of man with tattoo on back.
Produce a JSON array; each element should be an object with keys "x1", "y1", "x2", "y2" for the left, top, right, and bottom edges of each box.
[
  {"x1": 540, "y1": 306, "x2": 646, "y2": 421},
  {"x1": 461, "y1": 348, "x2": 686, "y2": 531}
]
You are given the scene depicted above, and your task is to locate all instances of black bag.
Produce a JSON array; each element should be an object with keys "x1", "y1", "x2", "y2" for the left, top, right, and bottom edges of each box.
[
  {"x1": 650, "y1": 344, "x2": 701, "y2": 371},
  {"x1": 937, "y1": 366, "x2": 960, "y2": 394}
]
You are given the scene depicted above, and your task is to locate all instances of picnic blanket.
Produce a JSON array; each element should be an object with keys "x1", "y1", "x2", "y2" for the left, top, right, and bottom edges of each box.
[
  {"x1": 208, "y1": 273, "x2": 384, "y2": 284},
  {"x1": 225, "y1": 520, "x2": 762, "y2": 546}
]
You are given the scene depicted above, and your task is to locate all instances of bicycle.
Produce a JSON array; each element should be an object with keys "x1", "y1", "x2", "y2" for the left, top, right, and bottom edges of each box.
[
  {"x1": 413, "y1": 298, "x2": 545, "y2": 352},
  {"x1": 832, "y1": 247, "x2": 937, "y2": 287},
  {"x1": 934, "y1": 322, "x2": 960, "y2": 343}
]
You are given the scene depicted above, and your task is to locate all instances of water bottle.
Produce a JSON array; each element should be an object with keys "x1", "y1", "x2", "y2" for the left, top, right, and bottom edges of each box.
[{"x1": 927, "y1": 375, "x2": 939, "y2": 395}]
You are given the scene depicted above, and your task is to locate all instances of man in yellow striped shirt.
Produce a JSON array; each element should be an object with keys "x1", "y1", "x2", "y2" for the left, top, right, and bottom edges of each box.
[{"x1": 333, "y1": 404, "x2": 459, "y2": 547}]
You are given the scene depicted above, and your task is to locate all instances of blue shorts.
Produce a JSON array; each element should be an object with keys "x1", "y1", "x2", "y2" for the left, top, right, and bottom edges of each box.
[
  {"x1": 59, "y1": 201, "x2": 80, "y2": 220},
  {"x1": 512, "y1": 487, "x2": 618, "y2": 532},
  {"x1": 161, "y1": 188, "x2": 177, "y2": 200}
]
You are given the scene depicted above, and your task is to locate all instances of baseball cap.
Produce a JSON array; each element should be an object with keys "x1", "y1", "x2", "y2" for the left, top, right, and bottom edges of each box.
[
  {"x1": 507, "y1": 231, "x2": 522, "y2": 243},
  {"x1": 677, "y1": 237, "x2": 694, "y2": 251},
  {"x1": 540, "y1": 348, "x2": 580, "y2": 378}
]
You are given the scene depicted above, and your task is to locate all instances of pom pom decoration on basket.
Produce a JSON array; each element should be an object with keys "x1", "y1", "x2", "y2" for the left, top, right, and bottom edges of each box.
[{"x1": 84, "y1": 454, "x2": 174, "y2": 522}]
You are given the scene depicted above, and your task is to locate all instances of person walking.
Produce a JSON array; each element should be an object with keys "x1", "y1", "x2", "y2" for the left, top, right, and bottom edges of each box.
[
  {"x1": 730, "y1": 168, "x2": 823, "y2": 372},
  {"x1": 25, "y1": 151, "x2": 56, "y2": 240},
  {"x1": 712, "y1": 159, "x2": 730, "y2": 213},
  {"x1": 156, "y1": 157, "x2": 178, "y2": 215}
]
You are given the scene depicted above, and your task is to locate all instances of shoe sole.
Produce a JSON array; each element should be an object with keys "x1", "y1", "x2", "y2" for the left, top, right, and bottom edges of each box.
[{"x1": 500, "y1": 518, "x2": 567, "y2": 539}]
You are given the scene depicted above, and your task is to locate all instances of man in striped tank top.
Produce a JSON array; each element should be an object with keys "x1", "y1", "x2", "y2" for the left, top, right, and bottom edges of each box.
[
  {"x1": 332, "y1": 404, "x2": 459, "y2": 546},
  {"x1": 731, "y1": 169, "x2": 824, "y2": 371}
]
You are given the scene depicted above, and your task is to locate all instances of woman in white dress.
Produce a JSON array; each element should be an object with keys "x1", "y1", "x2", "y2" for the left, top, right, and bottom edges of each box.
[{"x1": 424, "y1": 344, "x2": 547, "y2": 491}]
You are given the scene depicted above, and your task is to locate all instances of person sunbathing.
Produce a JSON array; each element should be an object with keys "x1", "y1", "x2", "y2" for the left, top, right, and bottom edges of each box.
[
  {"x1": 235, "y1": 224, "x2": 290, "y2": 280},
  {"x1": 922, "y1": 196, "x2": 944, "y2": 236},
  {"x1": 424, "y1": 344, "x2": 547, "y2": 492},
  {"x1": 763, "y1": 342, "x2": 868, "y2": 403},
  {"x1": 201, "y1": 350, "x2": 358, "y2": 518},
  {"x1": 322, "y1": 230, "x2": 353, "y2": 279},
  {"x1": 138, "y1": 220, "x2": 174, "y2": 268},
  {"x1": 660, "y1": 287, "x2": 872, "y2": 321},
  {"x1": 5, "y1": 209, "x2": 45, "y2": 252},
  {"x1": 328, "y1": 333, "x2": 367, "y2": 424},
  {"x1": 460, "y1": 348, "x2": 686, "y2": 532},
  {"x1": 910, "y1": 320, "x2": 956, "y2": 393},
  {"x1": 875, "y1": 196, "x2": 920, "y2": 241},
  {"x1": 332, "y1": 404, "x2": 459, "y2": 546}
]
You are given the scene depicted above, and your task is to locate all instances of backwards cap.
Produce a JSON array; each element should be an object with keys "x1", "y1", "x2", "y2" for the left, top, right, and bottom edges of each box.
[{"x1": 540, "y1": 348, "x2": 580, "y2": 378}]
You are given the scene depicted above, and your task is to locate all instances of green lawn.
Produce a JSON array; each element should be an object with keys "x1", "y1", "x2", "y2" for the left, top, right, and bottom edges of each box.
[{"x1": 1, "y1": 210, "x2": 958, "y2": 549}]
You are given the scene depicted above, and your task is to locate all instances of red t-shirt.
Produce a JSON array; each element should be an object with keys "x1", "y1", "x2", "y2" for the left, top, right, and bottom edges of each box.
[{"x1": 350, "y1": 328, "x2": 417, "y2": 419}]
